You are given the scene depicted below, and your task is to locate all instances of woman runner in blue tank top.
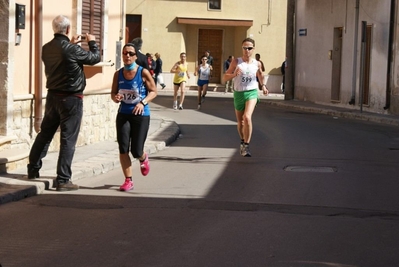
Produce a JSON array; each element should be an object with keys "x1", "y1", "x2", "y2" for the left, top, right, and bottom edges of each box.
[{"x1": 111, "y1": 43, "x2": 157, "y2": 191}]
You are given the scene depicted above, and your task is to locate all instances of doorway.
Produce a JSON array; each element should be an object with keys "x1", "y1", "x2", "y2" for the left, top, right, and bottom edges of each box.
[
  {"x1": 126, "y1": 15, "x2": 141, "y2": 44},
  {"x1": 331, "y1": 27, "x2": 343, "y2": 102},
  {"x1": 197, "y1": 29, "x2": 223, "y2": 83}
]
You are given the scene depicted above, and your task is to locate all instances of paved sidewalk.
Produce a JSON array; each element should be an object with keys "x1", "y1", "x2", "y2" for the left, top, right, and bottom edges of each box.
[
  {"x1": 261, "y1": 98, "x2": 399, "y2": 126},
  {"x1": 1, "y1": 92, "x2": 399, "y2": 205},
  {"x1": 0, "y1": 112, "x2": 180, "y2": 204}
]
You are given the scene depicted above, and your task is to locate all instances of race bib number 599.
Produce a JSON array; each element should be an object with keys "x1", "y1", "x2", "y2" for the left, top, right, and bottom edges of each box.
[{"x1": 240, "y1": 74, "x2": 255, "y2": 86}]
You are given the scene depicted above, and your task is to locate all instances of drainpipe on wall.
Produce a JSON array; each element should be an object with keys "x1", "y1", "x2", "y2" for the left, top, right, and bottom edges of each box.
[
  {"x1": 120, "y1": 0, "x2": 125, "y2": 41},
  {"x1": 384, "y1": 0, "x2": 396, "y2": 110},
  {"x1": 115, "y1": 0, "x2": 125, "y2": 70},
  {"x1": 34, "y1": 0, "x2": 42, "y2": 133},
  {"x1": 285, "y1": 0, "x2": 295, "y2": 100},
  {"x1": 349, "y1": 0, "x2": 360, "y2": 105}
]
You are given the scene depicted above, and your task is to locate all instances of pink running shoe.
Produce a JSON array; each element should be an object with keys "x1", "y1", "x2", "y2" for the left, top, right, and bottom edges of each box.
[
  {"x1": 140, "y1": 154, "x2": 150, "y2": 176},
  {"x1": 119, "y1": 178, "x2": 134, "y2": 191}
]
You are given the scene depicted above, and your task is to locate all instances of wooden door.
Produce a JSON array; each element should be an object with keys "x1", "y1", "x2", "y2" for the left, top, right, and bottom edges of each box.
[
  {"x1": 126, "y1": 15, "x2": 141, "y2": 44},
  {"x1": 198, "y1": 29, "x2": 223, "y2": 83}
]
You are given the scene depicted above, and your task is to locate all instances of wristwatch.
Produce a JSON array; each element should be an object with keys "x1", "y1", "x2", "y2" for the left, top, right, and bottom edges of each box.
[{"x1": 140, "y1": 99, "x2": 148, "y2": 106}]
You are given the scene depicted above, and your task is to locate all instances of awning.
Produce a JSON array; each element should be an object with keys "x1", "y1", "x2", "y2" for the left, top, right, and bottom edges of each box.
[{"x1": 177, "y1": 17, "x2": 253, "y2": 27}]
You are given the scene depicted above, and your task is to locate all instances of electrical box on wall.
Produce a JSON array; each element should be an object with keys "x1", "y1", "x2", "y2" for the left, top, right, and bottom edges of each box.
[
  {"x1": 116, "y1": 41, "x2": 121, "y2": 70},
  {"x1": 16, "y1": 4, "x2": 26, "y2": 29}
]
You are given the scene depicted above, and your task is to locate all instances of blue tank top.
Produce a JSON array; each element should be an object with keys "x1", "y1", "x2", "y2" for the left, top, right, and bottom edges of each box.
[{"x1": 117, "y1": 66, "x2": 150, "y2": 116}]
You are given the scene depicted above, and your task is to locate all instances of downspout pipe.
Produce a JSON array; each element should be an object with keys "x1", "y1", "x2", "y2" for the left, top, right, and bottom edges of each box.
[
  {"x1": 34, "y1": 0, "x2": 42, "y2": 133},
  {"x1": 384, "y1": 0, "x2": 396, "y2": 110},
  {"x1": 120, "y1": 0, "x2": 125, "y2": 41},
  {"x1": 349, "y1": 0, "x2": 360, "y2": 105},
  {"x1": 285, "y1": 0, "x2": 295, "y2": 100}
]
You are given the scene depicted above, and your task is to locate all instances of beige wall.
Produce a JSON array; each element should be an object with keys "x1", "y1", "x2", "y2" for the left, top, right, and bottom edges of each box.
[
  {"x1": 5, "y1": 0, "x2": 125, "y2": 150},
  {"x1": 12, "y1": 0, "x2": 123, "y2": 96},
  {"x1": 12, "y1": 0, "x2": 32, "y2": 95}
]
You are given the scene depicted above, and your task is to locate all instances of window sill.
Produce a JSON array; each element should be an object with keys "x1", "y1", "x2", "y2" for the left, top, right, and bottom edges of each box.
[{"x1": 85, "y1": 60, "x2": 114, "y2": 67}]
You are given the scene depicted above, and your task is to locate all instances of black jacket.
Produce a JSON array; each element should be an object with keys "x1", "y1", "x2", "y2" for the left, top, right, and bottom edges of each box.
[
  {"x1": 154, "y1": 58, "x2": 163, "y2": 75},
  {"x1": 42, "y1": 34, "x2": 101, "y2": 93},
  {"x1": 136, "y1": 51, "x2": 150, "y2": 70}
]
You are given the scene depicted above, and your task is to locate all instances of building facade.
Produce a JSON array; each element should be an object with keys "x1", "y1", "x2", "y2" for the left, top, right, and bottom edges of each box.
[
  {"x1": 292, "y1": 0, "x2": 399, "y2": 115},
  {"x1": 0, "y1": 0, "x2": 125, "y2": 171},
  {"x1": 0, "y1": 0, "x2": 287, "y2": 171},
  {"x1": 125, "y1": 0, "x2": 287, "y2": 92}
]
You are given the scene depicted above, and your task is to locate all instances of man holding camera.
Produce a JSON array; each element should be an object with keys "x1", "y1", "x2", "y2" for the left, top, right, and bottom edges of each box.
[{"x1": 27, "y1": 15, "x2": 101, "y2": 191}]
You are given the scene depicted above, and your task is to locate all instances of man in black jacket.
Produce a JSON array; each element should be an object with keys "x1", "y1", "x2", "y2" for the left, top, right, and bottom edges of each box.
[
  {"x1": 205, "y1": 50, "x2": 213, "y2": 66},
  {"x1": 27, "y1": 15, "x2": 101, "y2": 191},
  {"x1": 131, "y1": 37, "x2": 149, "y2": 70}
]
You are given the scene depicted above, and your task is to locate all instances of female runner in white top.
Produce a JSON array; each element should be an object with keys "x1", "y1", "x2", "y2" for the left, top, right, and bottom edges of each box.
[{"x1": 223, "y1": 38, "x2": 269, "y2": 157}]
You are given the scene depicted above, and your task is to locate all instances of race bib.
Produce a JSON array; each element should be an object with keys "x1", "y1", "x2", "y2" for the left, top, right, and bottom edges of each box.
[
  {"x1": 199, "y1": 69, "x2": 210, "y2": 80},
  {"x1": 118, "y1": 89, "x2": 140, "y2": 104},
  {"x1": 240, "y1": 73, "x2": 255, "y2": 86},
  {"x1": 178, "y1": 72, "x2": 185, "y2": 77}
]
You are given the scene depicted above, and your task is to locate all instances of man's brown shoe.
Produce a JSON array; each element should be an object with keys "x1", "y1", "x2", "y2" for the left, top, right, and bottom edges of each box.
[{"x1": 56, "y1": 181, "x2": 79, "y2": 192}]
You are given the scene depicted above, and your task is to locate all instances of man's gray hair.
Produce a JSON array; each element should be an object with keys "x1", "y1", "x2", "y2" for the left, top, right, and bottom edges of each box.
[
  {"x1": 52, "y1": 15, "x2": 70, "y2": 34},
  {"x1": 131, "y1": 37, "x2": 143, "y2": 50}
]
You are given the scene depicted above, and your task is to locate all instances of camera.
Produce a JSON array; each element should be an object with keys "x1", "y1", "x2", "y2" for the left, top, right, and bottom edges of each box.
[{"x1": 80, "y1": 36, "x2": 86, "y2": 40}]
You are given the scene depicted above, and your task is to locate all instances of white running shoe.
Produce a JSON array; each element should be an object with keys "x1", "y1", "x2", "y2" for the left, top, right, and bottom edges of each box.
[{"x1": 241, "y1": 144, "x2": 251, "y2": 157}]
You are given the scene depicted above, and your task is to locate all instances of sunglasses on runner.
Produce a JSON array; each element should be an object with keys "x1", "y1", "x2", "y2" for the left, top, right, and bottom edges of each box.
[
  {"x1": 242, "y1": 47, "x2": 254, "y2": 51},
  {"x1": 123, "y1": 51, "x2": 136, "y2": 57}
]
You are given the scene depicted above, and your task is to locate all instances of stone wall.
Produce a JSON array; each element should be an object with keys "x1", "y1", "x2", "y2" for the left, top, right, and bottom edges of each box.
[
  {"x1": 12, "y1": 92, "x2": 118, "y2": 152},
  {"x1": 0, "y1": 0, "x2": 9, "y2": 136}
]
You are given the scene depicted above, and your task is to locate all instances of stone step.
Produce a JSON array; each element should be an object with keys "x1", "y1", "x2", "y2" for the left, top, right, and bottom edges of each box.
[
  {"x1": 0, "y1": 135, "x2": 17, "y2": 146},
  {"x1": 0, "y1": 149, "x2": 29, "y2": 164}
]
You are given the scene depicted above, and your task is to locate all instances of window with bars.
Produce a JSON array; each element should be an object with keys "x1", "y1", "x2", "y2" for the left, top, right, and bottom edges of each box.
[
  {"x1": 81, "y1": 0, "x2": 103, "y2": 55},
  {"x1": 208, "y1": 0, "x2": 221, "y2": 10}
]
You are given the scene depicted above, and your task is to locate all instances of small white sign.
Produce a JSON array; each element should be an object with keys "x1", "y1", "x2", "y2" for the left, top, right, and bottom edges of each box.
[{"x1": 299, "y1": 29, "x2": 307, "y2": 36}]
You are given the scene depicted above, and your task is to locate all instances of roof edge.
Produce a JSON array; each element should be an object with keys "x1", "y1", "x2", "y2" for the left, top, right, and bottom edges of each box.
[{"x1": 177, "y1": 17, "x2": 253, "y2": 27}]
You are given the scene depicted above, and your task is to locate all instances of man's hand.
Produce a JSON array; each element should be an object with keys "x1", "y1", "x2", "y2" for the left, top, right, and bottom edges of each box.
[
  {"x1": 71, "y1": 33, "x2": 96, "y2": 44},
  {"x1": 70, "y1": 34, "x2": 81, "y2": 44},
  {"x1": 85, "y1": 33, "x2": 96, "y2": 42}
]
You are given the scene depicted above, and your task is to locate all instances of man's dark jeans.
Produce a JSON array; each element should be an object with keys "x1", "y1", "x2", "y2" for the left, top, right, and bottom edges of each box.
[{"x1": 28, "y1": 92, "x2": 83, "y2": 181}]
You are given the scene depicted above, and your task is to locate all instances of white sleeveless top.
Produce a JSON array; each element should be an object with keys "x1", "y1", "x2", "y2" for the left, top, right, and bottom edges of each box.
[
  {"x1": 199, "y1": 64, "x2": 211, "y2": 81},
  {"x1": 233, "y1": 57, "x2": 259, "y2": 92}
]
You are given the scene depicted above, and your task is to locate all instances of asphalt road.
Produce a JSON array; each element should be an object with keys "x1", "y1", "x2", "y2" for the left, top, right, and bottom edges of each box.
[{"x1": 1, "y1": 93, "x2": 399, "y2": 267}]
